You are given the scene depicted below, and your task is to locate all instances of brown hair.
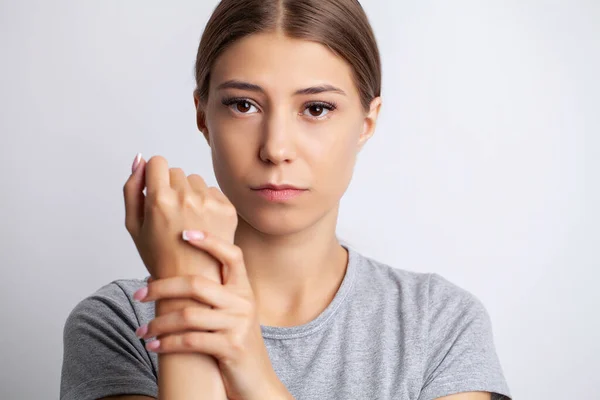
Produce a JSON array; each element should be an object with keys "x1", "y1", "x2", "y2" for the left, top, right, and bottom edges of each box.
[{"x1": 193, "y1": 0, "x2": 381, "y2": 113}]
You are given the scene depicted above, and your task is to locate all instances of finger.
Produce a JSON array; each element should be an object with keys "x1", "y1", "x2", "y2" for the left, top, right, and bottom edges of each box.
[
  {"x1": 187, "y1": 173, "x2": 208, "y2": 194},
  {"x1": 169, "y1": 167, "x2": 191, "y2": 192},
  {"x1": 139, "y1": 306, "x2": 235, "y2": 340},
  {"x1": 145, "y1": 155, "x2": 170, "y2": 196},
  {"x1": 140, "y1": 275, "x2": 238, "y2": 310},
  {"x1": 146, "y1": 331, "x2": 229, "y2": 360},
  {"x1": 123, "y1": 154, "x2": 147, "y2": 236},
  {"x1": 182, "y1": 231, "x2": 249, "y2": 288}
]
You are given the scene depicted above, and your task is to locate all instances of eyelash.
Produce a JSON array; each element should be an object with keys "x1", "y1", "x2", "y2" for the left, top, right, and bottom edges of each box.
[{"x1": 220, "y1": 96, "x2": 338, "y2": 120}]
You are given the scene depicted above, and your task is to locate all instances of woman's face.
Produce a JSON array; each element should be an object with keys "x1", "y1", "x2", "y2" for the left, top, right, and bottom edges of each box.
[{"x1": 194, "y1": 31, "x2": 381, "y2": 236}]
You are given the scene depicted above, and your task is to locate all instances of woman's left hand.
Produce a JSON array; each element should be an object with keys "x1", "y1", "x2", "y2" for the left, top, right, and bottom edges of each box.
[{"x1": 133, "y1": 230, "x2": 291, "y2": 400}]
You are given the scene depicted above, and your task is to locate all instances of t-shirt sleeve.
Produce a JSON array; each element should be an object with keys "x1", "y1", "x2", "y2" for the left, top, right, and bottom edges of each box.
[
  {"x1": 418, "y1": 273, "x2": 512, "y2": 400},
  {"x1": 60, "y1": 282, "x2": 158, "y2": 400}
]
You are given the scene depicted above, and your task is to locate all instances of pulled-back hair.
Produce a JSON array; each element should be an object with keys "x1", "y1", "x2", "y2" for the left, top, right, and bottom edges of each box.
[{"x1": 194, "y1": 0, "x2": 381, "y2": 112}]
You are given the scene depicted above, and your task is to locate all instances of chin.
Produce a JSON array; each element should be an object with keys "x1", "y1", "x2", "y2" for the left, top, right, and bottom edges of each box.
[{"x1": 238, "y1": 208, "x2": 316, "y2": 236}]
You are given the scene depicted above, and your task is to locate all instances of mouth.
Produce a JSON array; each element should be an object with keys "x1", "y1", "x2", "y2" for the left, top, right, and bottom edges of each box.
[
  {"x1": 252, "y1": 183, "x2": 306, "y2": 190},
  {"x1": 250, "y1": 184, "x2": 308, "y2": 202}
]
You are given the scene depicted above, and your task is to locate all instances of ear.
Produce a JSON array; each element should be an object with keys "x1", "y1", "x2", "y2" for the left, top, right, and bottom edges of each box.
[
  {"x1": 357, "y1": 96, "x2": 382, "y2": 152},
  {"x1": 193, "y1": 91, "x2": 210, "y2": 145}
]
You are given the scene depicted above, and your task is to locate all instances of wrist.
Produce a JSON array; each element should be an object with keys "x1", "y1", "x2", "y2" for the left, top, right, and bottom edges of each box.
[{"x1": 243, "y1": 374, "x2": 293, "y2": 400}]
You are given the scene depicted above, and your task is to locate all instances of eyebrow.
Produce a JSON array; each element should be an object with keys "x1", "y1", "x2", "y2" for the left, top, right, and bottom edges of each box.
[{"x1": 216, "y1": 79, "x2": 347, "y2": 96}]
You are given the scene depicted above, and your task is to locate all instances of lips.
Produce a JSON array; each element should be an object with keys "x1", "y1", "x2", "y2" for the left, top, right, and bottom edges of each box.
[
  {"x1": 252, "y1": 184, "x2": 306, "y2": 190},
  {"x1": 252, "y1": 187, "x2": 306, "y2": 201}
]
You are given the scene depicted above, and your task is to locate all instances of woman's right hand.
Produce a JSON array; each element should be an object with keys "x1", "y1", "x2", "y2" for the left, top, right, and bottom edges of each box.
[{"x1": 122, "y1": 154, "x2": 239, "y2": 280}]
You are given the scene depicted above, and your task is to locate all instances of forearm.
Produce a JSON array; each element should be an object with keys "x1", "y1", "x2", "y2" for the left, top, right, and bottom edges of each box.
[
  {"x1": 265, "y1": 379, "x2": 296, "y2": 400},
  {"x1": 155, "y1": 254, "x2": 228, "y2": 400}
]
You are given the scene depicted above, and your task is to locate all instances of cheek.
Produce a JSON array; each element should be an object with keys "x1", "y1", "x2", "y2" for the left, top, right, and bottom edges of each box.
[
  {"x1": 209, "y1": 131, "x2": 250, "y2": 196},
  {"x1": 207, "y1": 113, "x2": 255, "y2": 166},
  {"x1": 211, "y1": 132, "x2": 240, "y2": 164},
  {"x1": 309, "y1": 123, "x2": 360, "y2": 191}
]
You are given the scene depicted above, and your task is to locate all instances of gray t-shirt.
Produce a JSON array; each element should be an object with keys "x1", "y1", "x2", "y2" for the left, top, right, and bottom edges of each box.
[{"x1": 60, "y1": 244, "x2": 511, "y2": 400}]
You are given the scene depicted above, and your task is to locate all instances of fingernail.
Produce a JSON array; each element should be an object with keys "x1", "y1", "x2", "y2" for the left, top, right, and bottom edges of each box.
[
  {"x1": 183, "y1": 230, "x2": 205, "y2": 241},
  {"x1": 146, "y1": 340, "x2": 160, "y2": 351},
  {"x1": 133, "y1": 286, "x2": 148, "y2": 301},
  {"x1": 136, "y1": 324, "x2": 148, "y2": 338},
  {"x1": 131, "y1": 153, "x2": 142, "y2": 174}
]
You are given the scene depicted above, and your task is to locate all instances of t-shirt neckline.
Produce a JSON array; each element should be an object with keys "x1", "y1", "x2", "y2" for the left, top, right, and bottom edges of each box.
[{"x1": 260, "y1": 243, "x2": 359, "y2": 340}]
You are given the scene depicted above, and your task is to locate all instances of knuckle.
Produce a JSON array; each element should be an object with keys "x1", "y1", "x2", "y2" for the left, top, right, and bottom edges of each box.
[
  {"x1": 181, "y1": 307, "x2": 196, "y2": 323},
  {"x1": 147, "y1": 155, "x2": 166, "y2": 166},
  {"x1": 207, "y1": 187, "x2": 222, "y2": 199},
  {"x1": 233, "y1": 247, "x2": 244, "y2": 262},
  {"x1": 152, "y1": 192, "x2": 175, "y2": 209},
  {"x1": 203, "y1": 197, "x2": 220, "y2": 212},
  {"x1": 189, "y1": 173, "x2": 205, "y2": 182},
  {"x1": 181, "y1": 194, "x2": 199, "y2": 211},
  {"x1": 123, "y1": 179, "x2": 136, "y2": 196},
  {"x1": 190, "y1": 275, "x2": 205, "y2": 294},
  {"x1": 124, "y1": 220, "x2": 135, "y2": 234},
  {"x1": 229, "y1": 334, "x2": 244, "y2": 353},
  {"x1": 223, "y1": 203, "x2": 237, "y2": 217},
  {"x1": 182, "y1": 334, "x2": 197, "y2": 348},
  {"x1": 218, "y1": 203, "x2": 238, "y2": 224},
  {"x1": 226, "y1": 209, "x2": 238, "y2": 225},
  {"x1": 170, "y1": 167, "x2": 185, "y2": 178}
]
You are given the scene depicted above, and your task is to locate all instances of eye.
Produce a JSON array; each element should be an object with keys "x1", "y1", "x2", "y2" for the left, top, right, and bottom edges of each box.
[
  {"x1": 221, "y1": 97, "x2": 337, "y2": 120},
  {"x1": 221, "y1": 97, "x2": 259, "y2": 114},
  {"x1": 302, "y1": 102, "x2": 337, "y2": 119}
]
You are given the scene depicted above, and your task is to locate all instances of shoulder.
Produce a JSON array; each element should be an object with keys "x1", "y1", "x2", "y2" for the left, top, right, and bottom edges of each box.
[
  {"x1": 67, "y1": 276, "x2": 149, "y2": 313},
  {"x1": 353, "y1": 249, "x2": 476, "y2": 301},
  {"x1": 60, "y1": 277, "x2": 158, "y2": 400},
  {"x1": 352, "y1": 248, "x2": 488, "y2": 321},
  {"x1": 349, "y1": 249, "x2": 511, "y2": 399},
  {"x1": 352, "y1": 249, "x2": 432, "y2": 293},
  {"x1": 64, "y1": 277, "x2": 151, "y2": 335},
  {"x1": 424, "y1": 272, "x2": 491, "y2": 328},
  {"x1": 426, "y1": 272, "x2": 486, "y2": 311}
]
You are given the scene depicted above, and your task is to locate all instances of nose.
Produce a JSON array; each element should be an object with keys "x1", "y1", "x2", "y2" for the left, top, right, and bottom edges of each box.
[{"x1": 258, "y1": 107, "x2": 297, "y2": 165}]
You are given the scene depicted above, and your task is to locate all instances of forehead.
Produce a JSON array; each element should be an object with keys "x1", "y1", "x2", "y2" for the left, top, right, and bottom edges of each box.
[{"x1": 210, "y1": 32, "x2": 358, "y2": 98}]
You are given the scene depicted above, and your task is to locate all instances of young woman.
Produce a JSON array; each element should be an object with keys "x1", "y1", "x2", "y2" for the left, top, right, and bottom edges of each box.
[{"x1": 61, "y1": 1, "x2": 511, "y2": 399}]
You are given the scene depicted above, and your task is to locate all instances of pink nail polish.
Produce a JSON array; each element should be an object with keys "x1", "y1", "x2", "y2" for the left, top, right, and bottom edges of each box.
[
  {"x1": 134, "y1": 286, "x2": 148, "y2": 301},
  {"x1": 131, "y1": 153, "x2": 142, "y2": 173},
  {"x1": 183, "y1": 230, "x2": 205, "y2": 241},
  {"x1": 146, "y1": 340, "x2": 160, "y2": 351},
  {"x1": 136, "y1": 324, "x2": 148, "y2": 338}
]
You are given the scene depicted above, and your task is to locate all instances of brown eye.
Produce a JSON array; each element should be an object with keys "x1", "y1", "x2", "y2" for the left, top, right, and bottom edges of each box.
[
  {"x1": 236, "y1": 101, "x2": 252, "y2": 113},
  {"x1": 308, "y1": 104, "x2": 324, "y2": 117},
  {"x1": 302, "y1": 102, "x2": 335, "y2": 119},
  {"x1": 221, "y1": 97, "x2": 258, "y2": 114}
]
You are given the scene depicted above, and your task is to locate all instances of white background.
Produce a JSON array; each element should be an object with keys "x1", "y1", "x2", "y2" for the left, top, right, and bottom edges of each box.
[{"x1": 1, "y1": 1, "x2": 598, "y2": 399}]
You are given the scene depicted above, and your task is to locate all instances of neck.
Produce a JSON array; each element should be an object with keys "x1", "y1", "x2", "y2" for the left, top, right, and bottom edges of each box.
[{"x1": 233, "y1": 206, "x2": 349, "y2": 326}]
